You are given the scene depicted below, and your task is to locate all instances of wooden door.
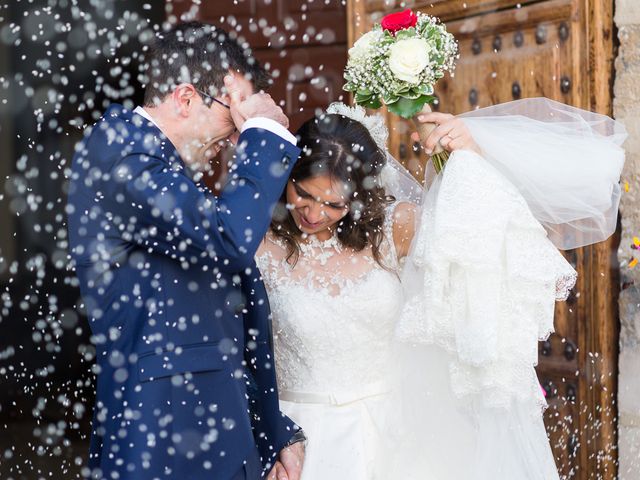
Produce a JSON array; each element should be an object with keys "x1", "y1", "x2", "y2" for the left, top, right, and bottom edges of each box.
[{"x1": 349, "y1": 1, "x2": 618, "y2": 479}]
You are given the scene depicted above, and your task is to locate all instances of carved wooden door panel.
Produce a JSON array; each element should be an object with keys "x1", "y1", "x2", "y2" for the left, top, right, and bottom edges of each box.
[{"x1": 349, "y1": 1, "x2": 618, "y2": 479}]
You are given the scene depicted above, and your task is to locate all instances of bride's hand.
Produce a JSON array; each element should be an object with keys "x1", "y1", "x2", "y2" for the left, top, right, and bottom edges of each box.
[{"x1": 411, "y1": 112, "x2": 481, "y2": 155}]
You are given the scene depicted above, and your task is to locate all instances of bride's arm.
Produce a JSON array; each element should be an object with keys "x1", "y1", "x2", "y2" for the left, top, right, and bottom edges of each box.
[
  {"x1": 256, "y1": 236, "x2": 267, "y2": 257},
  {"x1": 391, "y1": 202, "x2": 419, "y2": 259},
  {"x1": 255, "y1": 233, "x2": 274, "y2": 260}
]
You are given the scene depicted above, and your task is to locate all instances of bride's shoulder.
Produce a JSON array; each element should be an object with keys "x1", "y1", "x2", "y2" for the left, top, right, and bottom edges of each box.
[
  {"x1": 386, "y1": 201, "x2": 418, "y2": 259},
  {"x1": 256, "y1": 230, "x2": 288, "y2": 259},
  {"x1": 388, "y1": 201, "x2": 418, "y2": 224}
]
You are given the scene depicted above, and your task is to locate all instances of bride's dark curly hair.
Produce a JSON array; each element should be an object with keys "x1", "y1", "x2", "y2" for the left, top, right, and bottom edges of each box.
[{"x1": 270, "y1": 113, "x2": 395, "y2": 267}]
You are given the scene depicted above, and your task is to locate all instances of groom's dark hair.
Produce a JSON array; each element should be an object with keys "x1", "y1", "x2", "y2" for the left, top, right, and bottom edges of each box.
[{"x1": 141, "y1": 21, "x2": 269, "y2": 107}]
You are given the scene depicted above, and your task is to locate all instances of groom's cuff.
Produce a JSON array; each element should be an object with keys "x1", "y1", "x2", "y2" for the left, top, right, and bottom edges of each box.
[
  {"x1": 285, "y1": 429, "x2": 307, "y2": 447},
  {"x1": 241, "y1": 117, "x2": 297, "y2": 146}
]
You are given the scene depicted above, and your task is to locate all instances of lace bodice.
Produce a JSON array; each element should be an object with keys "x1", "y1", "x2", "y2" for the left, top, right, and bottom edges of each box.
[{"x1": 255, "y1": 206, "x2": 404, "y2": 399}]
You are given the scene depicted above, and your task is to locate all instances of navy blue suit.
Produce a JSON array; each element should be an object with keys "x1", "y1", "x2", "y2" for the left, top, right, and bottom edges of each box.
[{"x1": 67, "y1": 105, "x2": 300, "y2": 479}]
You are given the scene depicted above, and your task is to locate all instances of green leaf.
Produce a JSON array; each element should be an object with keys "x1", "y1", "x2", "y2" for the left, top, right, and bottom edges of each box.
[
  {"x1": 379, "y1": 36, "x2": 394, "y2": 48},
  {"x1": 382, "y1": 29, "x2": 395, "y2": 39},
  {"x1": 355, "y1": 93, "x2": 372, "y2": 104},
  {"x1": 395, "y1": 28, "x2": 417, "y2": 40},
  {"x1": 386, "y1": 94, "x2": 435, "y2": 119},
  {"x1": 363, "y1": 97, "x2": 382, "y2": 109},
  {"x1": 416, "y1": 84, "x2": 434, "y2": 95},
  {"x1": 403, "y1": 89, "x2": 422, "y2": 100},
  {"x1": 382, "y1": 92, "x2": 400, "y2": 104},
  {"x1": 343, "y1": 82, "x2": 356, "y2": 92},
  {"x1": 355, "y1": 94, "x2": 382, "y2": 109}
]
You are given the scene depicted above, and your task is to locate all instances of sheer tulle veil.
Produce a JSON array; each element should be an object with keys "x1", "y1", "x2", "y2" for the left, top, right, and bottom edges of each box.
[
  {"x1": 459, "y1": 98, "x2": 626, "y2": 249},
  {"x1": 329, "y1": 98, "x2": 627, "y2": 250}
]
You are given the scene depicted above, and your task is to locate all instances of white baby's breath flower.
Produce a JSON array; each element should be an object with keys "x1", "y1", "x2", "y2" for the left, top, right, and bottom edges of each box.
[
  {"x1": 348, "y1": 30, "x2": 381, "y2": 65},
  {"x1": 388, "y1": 38, "x2": 431, "y2": 84}
]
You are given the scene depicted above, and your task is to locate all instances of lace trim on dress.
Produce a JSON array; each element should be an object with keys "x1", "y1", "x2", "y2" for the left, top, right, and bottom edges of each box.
[
  {"x1": 256, "y1": 226, "x2": 398, "y2": 298},
  {"x1": 297, "y1": 234, "x2": 343, "y2": 266},
  {"x1": 382, "y1": 202, "x2": 403, "y2": 273},
  {"x1": 257, "y1": 203, "x2": 403, "y2": 296}
]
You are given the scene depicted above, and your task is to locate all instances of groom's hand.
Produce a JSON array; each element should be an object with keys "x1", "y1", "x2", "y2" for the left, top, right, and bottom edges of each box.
[
  {"x1": 279, "y1": 442, "x2": 304, "y2": 480},
  {"x1": 225, "y1": 75, "x2": 289, "y2": 131},
  {"x1": 267, "y1": 442, "x2": 305, "y2": 480},
  {"x1": 266, "y1": 461, "x2": 288, "y2": 480}
]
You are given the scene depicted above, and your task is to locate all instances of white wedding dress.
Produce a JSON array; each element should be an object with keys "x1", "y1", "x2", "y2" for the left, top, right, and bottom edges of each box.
[
  {"x1": 255, "y1": 171, "x2": 570, "y2": 480},
  {"x1": 256, "y1": 207, "x2": 405, "y2": 479},
  {"x1": 254, "y1": 99, "x2": 626, "y2": 479}
]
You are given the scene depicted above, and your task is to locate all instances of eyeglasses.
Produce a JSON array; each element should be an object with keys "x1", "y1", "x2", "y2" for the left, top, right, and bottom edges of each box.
[
  {"x1": 195, "y1": 88, "x2": 231, "y2": 109},
  {"x1": 195, "y1": 87, "x2": 237, "y2": 136}
]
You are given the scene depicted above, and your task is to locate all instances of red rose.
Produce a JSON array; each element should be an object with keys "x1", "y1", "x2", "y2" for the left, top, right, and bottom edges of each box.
[{"x1": 381, "y1": 9, "x2": 418, "y2": 35}]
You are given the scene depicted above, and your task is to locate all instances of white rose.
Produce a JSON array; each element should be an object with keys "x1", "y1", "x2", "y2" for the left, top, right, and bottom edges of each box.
[
  {"x1": 348, "y1": 30, "x2": 381, "y2": 64},
  {"x1": 388, "y1": 38, "x2": 430, "y2": 84}
]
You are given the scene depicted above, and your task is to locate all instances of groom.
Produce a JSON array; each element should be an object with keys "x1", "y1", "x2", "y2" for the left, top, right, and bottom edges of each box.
[{"x1": 68, "y1": 22, "x2": 305, "y2": 479}]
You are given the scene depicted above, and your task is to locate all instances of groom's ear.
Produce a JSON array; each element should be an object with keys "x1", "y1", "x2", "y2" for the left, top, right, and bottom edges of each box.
[{"x1": 172, "y1": 83, "x2": 197, "y2": 117}]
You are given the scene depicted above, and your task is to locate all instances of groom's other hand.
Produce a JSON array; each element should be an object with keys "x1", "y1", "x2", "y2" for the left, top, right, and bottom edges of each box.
[
  {"x1": 266, "y1": 461, "x2": 288, "y2": 480},
  {"x1": 412, "y1": 112, "x2": 481, "y2": 155},
  {"x1": 279, "y1": 442, "x2": 304, "y2": 480},
  {"x1": 266, "y1": 442, "x2": 304, "y2": 480},
  {"x1": 225, "y1": 74, "x2": 289, "y2": 132}
]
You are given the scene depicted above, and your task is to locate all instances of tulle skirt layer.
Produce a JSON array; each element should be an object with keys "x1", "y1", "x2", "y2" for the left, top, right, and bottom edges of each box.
[{"x1": 381, "y1": 344, "x2": 560, "y2": 480}]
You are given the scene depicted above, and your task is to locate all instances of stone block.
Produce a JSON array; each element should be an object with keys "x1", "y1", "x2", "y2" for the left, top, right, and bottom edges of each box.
[
  {"x1": 615, "y1": 0, "x2": 640, "y2": 27},
  {"x1": 619, "y1": 425, "x2": 640, "y2": 480}
]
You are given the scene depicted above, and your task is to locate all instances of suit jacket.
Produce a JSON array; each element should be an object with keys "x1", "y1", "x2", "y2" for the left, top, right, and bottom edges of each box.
[{"x1": 67, "y1": 104, "x2": 300, "y2": 479}]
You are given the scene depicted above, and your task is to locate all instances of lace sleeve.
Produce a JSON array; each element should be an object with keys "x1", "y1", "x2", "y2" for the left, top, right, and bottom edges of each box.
[
  {"x1": 255, "y1": 232, "x2": 290, "y2": 292},
  {"x1": 382, "y1": 203, "x2": 400, "y2": 271}
]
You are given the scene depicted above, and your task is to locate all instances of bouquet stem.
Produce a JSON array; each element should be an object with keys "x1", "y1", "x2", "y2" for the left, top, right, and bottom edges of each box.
[{"x1": 411, "y1": 103, "x2": 450, "y2": 174}]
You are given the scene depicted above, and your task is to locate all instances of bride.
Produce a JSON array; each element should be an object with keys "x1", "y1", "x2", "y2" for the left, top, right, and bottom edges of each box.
[{"x1": 256, "y1": 99, "x2": 626, "y2": 480}]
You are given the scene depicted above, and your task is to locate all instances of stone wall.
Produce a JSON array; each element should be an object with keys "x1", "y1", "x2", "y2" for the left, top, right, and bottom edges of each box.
[{"x1": 614, "y1": 1, "x2": 640, "y2": 477}]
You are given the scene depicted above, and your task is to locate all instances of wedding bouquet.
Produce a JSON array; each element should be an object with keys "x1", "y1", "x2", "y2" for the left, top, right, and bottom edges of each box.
[{"x1": 343, "y1": 9, "x2": 458, "y2": 172}]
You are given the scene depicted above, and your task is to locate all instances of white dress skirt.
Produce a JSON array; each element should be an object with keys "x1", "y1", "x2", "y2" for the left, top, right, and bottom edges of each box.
[{"x1": 279, "y1": 393, "x2": 389, "y2": 479}]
